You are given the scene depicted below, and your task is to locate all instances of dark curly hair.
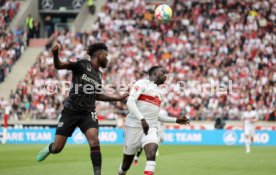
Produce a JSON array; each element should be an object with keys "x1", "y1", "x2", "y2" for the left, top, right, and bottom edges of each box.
[
  {"x1": 87, "y1": 43, "x2": 108, "y2": 57},
  {"x1": 148, "y1": 66, "x2": 162, "y2": 76}
]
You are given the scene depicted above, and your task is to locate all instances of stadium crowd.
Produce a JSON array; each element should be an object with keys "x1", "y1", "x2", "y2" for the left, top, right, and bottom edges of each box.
[
  {"x1": 0, "y1": 0, "x2": 275, "y2": 121},
  {"x1": 0, "y1": 0, "x2": 20, "y2": 30},
  {"x1": 0, "y1": 0, "x2": 26, "y2": 84}
]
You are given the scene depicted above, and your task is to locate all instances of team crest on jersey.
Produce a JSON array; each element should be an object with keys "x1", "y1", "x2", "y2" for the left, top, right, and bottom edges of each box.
[{"x1": 87, "y1": 66, "x2": 91, "y2": 72}]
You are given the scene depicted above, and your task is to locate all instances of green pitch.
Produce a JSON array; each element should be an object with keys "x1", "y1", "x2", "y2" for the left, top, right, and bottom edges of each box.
[{"x1": 0, "y1": 145, "x2": 275, "y2": 175}]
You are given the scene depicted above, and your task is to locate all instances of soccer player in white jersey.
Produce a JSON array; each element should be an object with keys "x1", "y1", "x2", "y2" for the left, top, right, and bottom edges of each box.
[
  {"x1": 133, "y1": 110, "x2": 166, "y2": 166},
  {"x1": 117, "y1": 66, "x2": 190, "y2": 175},
  {"x1": 242, "y1": 104, "x2": 258, "y2": 153}
]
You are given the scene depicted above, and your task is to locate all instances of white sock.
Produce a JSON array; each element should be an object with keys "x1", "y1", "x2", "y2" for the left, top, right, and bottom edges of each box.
[
  {"x1": 144, "y1": 161, "x2": 156, "y2": 175},
  {"x1": 118, "y1": 164, "x2": 126, "y2": 175}
]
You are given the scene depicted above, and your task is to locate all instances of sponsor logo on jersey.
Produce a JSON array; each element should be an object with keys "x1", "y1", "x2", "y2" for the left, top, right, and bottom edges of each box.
[{"x1": 81, "y1": 74, "x2": 100, "y2": 86}]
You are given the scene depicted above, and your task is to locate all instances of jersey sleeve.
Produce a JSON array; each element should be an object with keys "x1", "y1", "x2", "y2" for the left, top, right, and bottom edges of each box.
[
  {"x1": 126, "y1": 80, "x2": 146, "y2": 120},
  {"x1": 71, "y1": 60, "x2": 83, "y2": 73},
  {"x1": 129, "y1": 80, "x2": 146, "y2": 101}
]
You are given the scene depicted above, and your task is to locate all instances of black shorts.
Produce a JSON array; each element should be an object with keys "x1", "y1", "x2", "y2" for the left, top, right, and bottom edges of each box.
[{"x1": 56, "y1": 109, "x2": 98, "y2": 137}]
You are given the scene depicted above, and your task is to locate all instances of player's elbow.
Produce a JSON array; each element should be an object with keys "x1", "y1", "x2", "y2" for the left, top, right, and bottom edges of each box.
[
  {"x1": 126, "y1": 97, "x2": 136, "y2": 109},
  {"x1": 54, "y1": 64, "x2": 62, "y2": 70}
]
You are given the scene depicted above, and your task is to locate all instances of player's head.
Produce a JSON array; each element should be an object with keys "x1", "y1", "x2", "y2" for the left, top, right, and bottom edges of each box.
[
  {"x1": 247, "y1": 104, "x2": 253, "y2": 111},
  {"x1": 87, "y1": 43, "x2": 108, "y2": 68},
  {"x1": 148, "y1": 66, "x2": 167, "y2": 85}
]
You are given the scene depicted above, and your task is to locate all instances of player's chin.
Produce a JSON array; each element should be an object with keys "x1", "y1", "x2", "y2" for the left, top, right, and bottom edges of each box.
[
  {"x1": 160, "y1": 78, "x2": 166, "y2": 84},
  {"x1": 101, "y1": 63, "x2": 108, "y2": 68}
]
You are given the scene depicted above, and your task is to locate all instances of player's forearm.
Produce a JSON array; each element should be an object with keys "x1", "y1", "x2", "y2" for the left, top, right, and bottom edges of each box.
[
  {"x1": 96, "y1": 93, "x2": 121, "y2": 102},
  {"x1": 158, "y1": 114, "x2": 177, "y2": 123},
  {"x1": 53, "y1": 54, "x2": 63, "y2": 69},
  {"x1": 127, "y1": 97, "x2": 144, "y2": 120},
  {"x1": 53, "y1": 53, "x2": 72, "y2": 70}
]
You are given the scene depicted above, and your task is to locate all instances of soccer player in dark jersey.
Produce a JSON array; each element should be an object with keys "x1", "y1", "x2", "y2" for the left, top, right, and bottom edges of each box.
[{"x1": 36, "y1": 42, "x2": 128, "y2": 175}]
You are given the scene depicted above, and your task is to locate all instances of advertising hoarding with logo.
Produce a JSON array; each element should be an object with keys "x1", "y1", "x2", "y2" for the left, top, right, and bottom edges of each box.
[{"x1": 0, "y1": 128, "x2": 275, "y2": 145}]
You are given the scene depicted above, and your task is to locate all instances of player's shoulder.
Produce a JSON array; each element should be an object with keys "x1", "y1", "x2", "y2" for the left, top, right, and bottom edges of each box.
[
  {"x1": 132, "y1": 79, "x2": 148, "y2": 91},
  {"x1": 135, "y1": 79, "x2": 149, "y2": 85},
  {"x1": 76, "y1": 58, "x2": 90, "y2": 64}
]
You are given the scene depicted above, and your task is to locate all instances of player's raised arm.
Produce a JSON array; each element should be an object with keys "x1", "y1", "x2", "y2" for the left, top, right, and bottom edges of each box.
[
  {"x1": 52, "y1": 43, "x2": 73, "y2": 70},
  {"x1": 96, "y1": 93, "x2": 129, "y2": 102},
  {"x1": 96, "y1": 84, "x2": 129, "y2": 101}
]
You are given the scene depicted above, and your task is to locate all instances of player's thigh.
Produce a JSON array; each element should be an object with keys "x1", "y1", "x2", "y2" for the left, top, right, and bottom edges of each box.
[
  {"x1": 79, "y1": 113, "x2": 98, "y2": 134},
  {"x1": 56, "y1": 110, "x2": 79, "y2": 137},
  {"x1": 142, "y1": 128, "x2": 159, "y2": 148},
  {"x1": 124, "y1": 127, "x2": 143, "y2": 155},
  {"x1": 78, "y1": 113, "x2": 99, "y2": 146}
]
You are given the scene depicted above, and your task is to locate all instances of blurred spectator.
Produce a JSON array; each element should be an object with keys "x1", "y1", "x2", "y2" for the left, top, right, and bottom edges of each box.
[
  {"x1": 0, "y1": 0, "x2": 20, "y2": 30},
  {"x1": 25, "y1": 14, "x2": 34, "y2": 45},
  {"x1": 214, "y1": 117, "x2": 225, "y2": 129},
  {"x1": 44, "y1": 16, "x2": 53, "y2": 38},
  {"x1": 87, "y1": 0, "x2": 95, "y2": 15},
  {"x1": 268, "y1": 109, "x2": 276, "y2": 121},
  {"x1": 34, "y1": 20, "x2": 40, "y2": 38},
  {"x1": 0, "y1": 28, "x2": 26, "y2": 84}
]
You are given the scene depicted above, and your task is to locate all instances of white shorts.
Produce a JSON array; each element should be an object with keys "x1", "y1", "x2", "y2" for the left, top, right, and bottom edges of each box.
[
  {"x1": 123, "y1": 127, "x2": 158, "y2": 155},
  {"x1": 244, "y1": 126, "x2": 255, "y2": 136}
]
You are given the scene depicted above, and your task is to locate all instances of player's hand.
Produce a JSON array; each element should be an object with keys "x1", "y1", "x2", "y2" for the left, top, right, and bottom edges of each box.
[
  {"x1": 119, "y1": 92, "x2": 129, "y2": 101},
  {"x1": 176, "y1": 116, "x2": 190, "y2": 125},
  {"x1": 141, "y1": 118, "x2": 149, "y2": 135},
  {"x1": 52, "y1": 43, "x2": 61, "y2": 56}
]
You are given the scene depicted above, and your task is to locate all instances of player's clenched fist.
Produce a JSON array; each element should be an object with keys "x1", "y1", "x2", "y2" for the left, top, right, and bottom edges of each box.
[
  {"x1": 52, "y1": 43, "x2": 61, "y2": 56},
  {"x1": 176, "y1": 116, "x2": 190, "y2": 125},
  {"x1": 141, "y1": 118, "x2": 149, "y2": 135}
]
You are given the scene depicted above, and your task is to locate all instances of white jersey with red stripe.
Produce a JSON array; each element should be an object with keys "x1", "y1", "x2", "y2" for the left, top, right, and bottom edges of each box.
[
  {"x1": 242, "y1": 110, "x2": 258, "y2": 127},
  {"x1": 125, "y1": 79, "x2": 162, "y2": 128}
]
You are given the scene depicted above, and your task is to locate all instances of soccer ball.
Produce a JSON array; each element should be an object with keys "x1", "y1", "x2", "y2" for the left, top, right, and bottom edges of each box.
[{"x1": 154, "y1": 4, "x2": 173, "y2": 23}]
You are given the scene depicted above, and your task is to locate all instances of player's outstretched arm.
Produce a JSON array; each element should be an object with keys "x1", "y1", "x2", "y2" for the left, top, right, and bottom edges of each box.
[
  {"x1": 52, "y1": 43, "x2": 73, "y2": 70},
  {"x1": 176, "y1": 116, "x2": 190, "y2": 125},
  {"x1": 96, "y1": 93, "x2": 129, "y2": 102},
  {"x1": 158, "y1": 114, "x2": 190, "y2": 125}
]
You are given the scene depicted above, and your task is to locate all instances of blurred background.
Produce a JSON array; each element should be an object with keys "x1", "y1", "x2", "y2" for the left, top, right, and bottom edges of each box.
[{"x1": 0, "y1": 0, "x2": 275, "y2": 144}]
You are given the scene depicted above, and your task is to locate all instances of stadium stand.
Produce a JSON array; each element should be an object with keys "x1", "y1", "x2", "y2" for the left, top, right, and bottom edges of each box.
[
  {"x1": 0, "y1": 0, "x2": 26, "y2": 84},
  {"x1": 0, "y1": 0, "x2": 275, "y2": 122},
  {"x1": 0, "y1": 0, "x2": 20, "y2": 30}
]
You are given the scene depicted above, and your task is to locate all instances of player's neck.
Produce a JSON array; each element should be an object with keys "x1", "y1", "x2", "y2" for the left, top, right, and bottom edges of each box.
[
  {"x1": 149, "y1": 77, "x2": 158, "y2": 85},
  {"x1": 90, "y1": 59, "x2": 100, "y2": 71}
]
